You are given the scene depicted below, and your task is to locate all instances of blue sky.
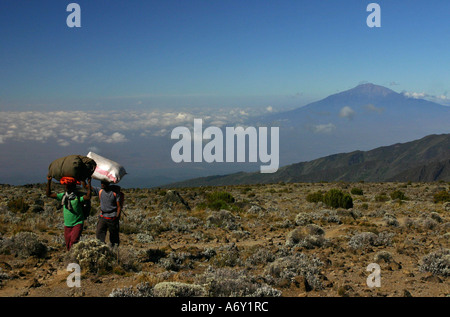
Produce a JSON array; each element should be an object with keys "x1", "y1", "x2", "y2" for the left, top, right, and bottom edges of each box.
[{"x1": 1, "y1": 0, "x2": 449, "y2": 110}]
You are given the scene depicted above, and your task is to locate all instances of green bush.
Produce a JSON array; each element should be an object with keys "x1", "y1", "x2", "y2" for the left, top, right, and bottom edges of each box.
[
  {"x1": 323, "y1": 189, "x2": 353, "y2": 209},
  {"x1": 350, "y1": 187, "x2": 364, "y2": 195},
  {"x1": 206, "y1": 191, "x2": 235, "y2": 211},
  {"x1": 390, "y1": 190, "x2": 407, "y2": 201},
  {"x1": 306, "y1": 191, "x2": 324, "y2": 203},
  {"x1": 433, "y1": 190, "x2": 450, "y2": 203},
  {"x1": 375, "y1": 193, "x2": 389, "y2": 202},
  {"x1": 306, "y1": 189, "x2": 353, "y2": 209}
]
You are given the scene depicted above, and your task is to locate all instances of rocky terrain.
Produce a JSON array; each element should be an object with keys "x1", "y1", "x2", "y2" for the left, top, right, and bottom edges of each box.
[{"x1": 0, "y1": 181, "x2": 448, "y2": 297}]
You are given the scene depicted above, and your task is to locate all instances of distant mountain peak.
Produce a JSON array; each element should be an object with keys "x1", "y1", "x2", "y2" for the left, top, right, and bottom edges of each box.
[{"x1": 344, "y1": 83, "x2": 397, "y2": 97}]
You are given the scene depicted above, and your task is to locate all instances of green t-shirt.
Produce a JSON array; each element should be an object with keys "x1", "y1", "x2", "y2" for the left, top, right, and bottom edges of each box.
[{"x1": 56, "y1": 193, "x2": 85, "y2": 227}]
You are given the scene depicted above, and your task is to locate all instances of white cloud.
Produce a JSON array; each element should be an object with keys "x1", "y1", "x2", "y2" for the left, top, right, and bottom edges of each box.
[
  {"x1": 106, "y1": 132, "x2": 127, "y2": 143},
  {"x1": 404, "y1": 91, "x2": 427, "y2": 99},
  {"x1": 365, "y1": 104, "x2": 384, "y2": 113},
  {"x1": 57, "y1": 139, "x2": 70, "y2": 147},
  {"x1": 0, "y1": 102, "x2": 296, "y2": 148},
  {"x1": 339, "y1": 106, "x2": 355, "y2": 119},
  {"x1": 403, "y1": 91, "x2": 450, "y2": 106},
  {"x1": 88, "y1": 146, "x2": 100, "y2": 153},
  {"x1": 0, "y1": 107, "x2": 270, "y2": 146},
  {"x1": 312, "y1": 123, "x2": 336, "y2": 134},
  {"x1": 437, "y1": 95, "x2": 450, "y2": 102}
]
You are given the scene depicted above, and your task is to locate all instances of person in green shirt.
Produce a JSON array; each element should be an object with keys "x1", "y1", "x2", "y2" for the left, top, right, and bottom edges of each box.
[{"x1": 46, "y1": 176, "x2": 91, "y2": 251}]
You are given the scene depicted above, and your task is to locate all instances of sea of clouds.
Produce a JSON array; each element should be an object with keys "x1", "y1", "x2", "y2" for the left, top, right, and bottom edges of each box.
[{"x1": 0, "y1": 106, "x2": 277, "y2": 147}]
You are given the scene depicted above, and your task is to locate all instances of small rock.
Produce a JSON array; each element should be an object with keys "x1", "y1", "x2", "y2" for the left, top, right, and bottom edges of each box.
[{"x1": 403, "y1": 289, "x2": 413, "y2": 297}]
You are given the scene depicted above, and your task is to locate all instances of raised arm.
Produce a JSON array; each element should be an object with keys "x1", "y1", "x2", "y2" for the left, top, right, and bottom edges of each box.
[
  {"x1": 46, "y1": 176, "x2": 57, "y2": 198},
  {"x1": 83, "y1": 177, "x2": 92, "y2": 201}
]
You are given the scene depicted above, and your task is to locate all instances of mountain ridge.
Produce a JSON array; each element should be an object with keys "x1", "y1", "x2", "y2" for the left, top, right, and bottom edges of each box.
[{"x1": 164, "y1": 133, "x2": 450, "y2": 188}]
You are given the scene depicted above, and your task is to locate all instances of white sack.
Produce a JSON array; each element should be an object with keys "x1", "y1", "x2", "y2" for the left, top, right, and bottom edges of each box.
[{"x1": 87, "y1": 152, "x2": 127, "y2": 184}]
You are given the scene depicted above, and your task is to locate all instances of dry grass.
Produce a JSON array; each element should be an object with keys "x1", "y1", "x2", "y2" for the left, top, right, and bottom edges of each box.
[{"x1": 0, "y1": 181, "x2": 448, "y2": 297}]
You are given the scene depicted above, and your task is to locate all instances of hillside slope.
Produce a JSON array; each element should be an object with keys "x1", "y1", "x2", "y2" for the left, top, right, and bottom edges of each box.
[{"x1": 165, "y1": 133, "x2": 450, "y2": 187}]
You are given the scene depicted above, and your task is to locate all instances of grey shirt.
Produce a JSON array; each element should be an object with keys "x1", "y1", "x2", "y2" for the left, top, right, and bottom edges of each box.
[{"x1": 92, "y1": 186, "x2": 120, "y2": 218}]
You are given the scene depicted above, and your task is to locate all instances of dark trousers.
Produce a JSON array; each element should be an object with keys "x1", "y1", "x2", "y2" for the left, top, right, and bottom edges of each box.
[
  {"x1": 96, "y1": 216, "x2": 120, "y2": 246},
  {"x1": 64, "y1": 223, "x2": 83, "y2": 251}
]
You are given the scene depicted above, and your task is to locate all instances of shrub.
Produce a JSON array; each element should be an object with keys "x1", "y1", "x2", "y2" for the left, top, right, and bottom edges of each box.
[
  {"x1": 421, "y1": 218, "x2": 438, "y2": 230},
  {"x1": 419, "y1": 249, "x2": 449, "y2": 277},
  {"x1": 211, "y1": 243, "x2": 241, "y2": 267},
  {"x1": 390, "y1": 190, "x2": 407, "y2": 201},
  {"x1": 158, "y1": 252, "x2": 192, "y2": 271},
  {"x1": 135, "y1": 233, "x2": 154, "y2": 244},
  {"x1": 265, "y1": 253, "x2": 324, "y2": 290},
  {"x1": 306, "y1": 191, "x2": 323, "y2": 203},
  {"x1": 153, "y1": 282, "x2": 207, "y2": 297},
  {"x1": 142, "y1": 216, "x2": 170, "y2": 236},
  {"x1": 117, "y1": 246, "x2": 142, "y2": 272},
  {"x1": 171, "y1": 216, "x2": 201, "y2": 233},
  {"x1": 0, "y1": 270, "x2": 9, "y2": 284},
  {"x1": 323, "y1": 189, "x2": 353, "y2": 209},
  {"x1": 206, "y1": 191, "x2": 235, "y2": 211},
  {"x1": 374, "y1": 251, "x2": 393, "y2": 263},
  {"x1": 306, "y1": 189, "x2": 353, "y2": 209},
  {"x1": 348, "y1": 232, "x2": 377, "y2": 250},
  {"x1": 295, "y1": 212, "x2": 313, "y2": 226},
  {"x1": 196, "y1": 266, "x2": 281, "y2": 297},
  {"x1": 383, "y1": 213, "x2": 399, "y2": 227},
  {"x1": 109, "y1": 282, "x2": 154, "y2": 297},
  {"x1": 245, "y1": 248, "x2": 276, "y2": 266},
  {"x1": 1, "y1": 232, "x2": 47, "y2": 258},
  {"x1": 430, "y1": 212, "x2": 443, "y2": 223},
  {"x1": 375, "y1": 193, "x2": 389, "y2": 202},
  {"x1": 206, "y1": 210, "x2": 239, "y2": 230},
  {"x1": 348, "y1": 231, "x2": 394, "y2": 250},
  {"x1": 144, "y1": 248, "x2": 167, "y2": 263},
  {"x1": 286, "y1": 225, "x2": 327, "y2": 249},
  {"x1": 433, "y1": 190, "x2": 450, "y2": 203},
  {"x1": 67, "y1": 239, "x2": 116, "y2": 273},
  {"x1": 7, "y1": 198, "x2": 29, "y2": 213},
  {"x1": 109, "y1": 285, "x2": 140, "y2": 297},
  {"x1": 351, "y1": 187, "x2": 364, "y2": 195}
]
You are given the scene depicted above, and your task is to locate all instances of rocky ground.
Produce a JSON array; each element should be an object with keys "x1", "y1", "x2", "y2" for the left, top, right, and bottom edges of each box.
[{"x1": 0, "y1": 181, "x2": 448, "y2": 297}]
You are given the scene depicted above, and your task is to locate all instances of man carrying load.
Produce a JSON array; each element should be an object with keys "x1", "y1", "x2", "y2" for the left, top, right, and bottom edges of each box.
[
  {"x1": 46, "y1": 176, "x2": 92, "y2": 251},
  {"x1": 83, "y1": 152, "x2": 126, "y2": 247},
  {"x1": 86, "y1": 181, "x2": 122, "y2": 247}
]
